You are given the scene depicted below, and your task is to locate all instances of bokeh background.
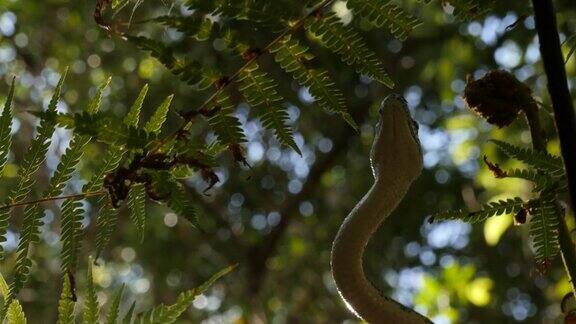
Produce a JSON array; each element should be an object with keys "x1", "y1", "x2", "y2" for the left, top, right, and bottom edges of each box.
[{"x1": 0, "y1": 0, "x2": 575, "y2": 323}]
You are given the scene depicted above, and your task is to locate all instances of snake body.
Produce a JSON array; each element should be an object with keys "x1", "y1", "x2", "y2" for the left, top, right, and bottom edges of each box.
[{"x1": 331, "y1": 95, "x2": 432, "y2": 323}]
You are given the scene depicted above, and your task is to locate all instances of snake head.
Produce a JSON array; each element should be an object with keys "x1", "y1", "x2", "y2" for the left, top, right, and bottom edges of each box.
[{"x1": 371, "y1": 94, "x2": 423, "y2": 179}]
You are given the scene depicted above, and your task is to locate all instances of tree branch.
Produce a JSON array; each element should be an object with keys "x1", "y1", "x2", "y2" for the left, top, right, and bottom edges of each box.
[{"x1": 531, "y1": 0, "x2": 576, "y2": 219}]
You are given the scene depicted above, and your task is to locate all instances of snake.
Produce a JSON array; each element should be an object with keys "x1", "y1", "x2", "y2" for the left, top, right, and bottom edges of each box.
[{"x1": 331, "y1": 94, "x2": 433, "y2": 323}]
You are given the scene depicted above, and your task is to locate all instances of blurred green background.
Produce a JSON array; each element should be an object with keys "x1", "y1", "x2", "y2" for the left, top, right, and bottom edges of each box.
[{"x1": 0, "y1": 0, "x2": 575, "y2": 323}]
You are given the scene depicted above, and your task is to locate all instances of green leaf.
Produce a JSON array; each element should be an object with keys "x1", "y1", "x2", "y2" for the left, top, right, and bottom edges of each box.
[
  {"x1": 305, "y1": 14, "x2": 394, "y2": 88},
  {"x1": 83, "y1": 257, "x2": 100, "y2": 324},
  {"x1": 347, "y1": 0, "x2": 421, "y2": 41},
  {"x1": 105, "y1": 285, "x2": 124, "y2": 324},
  {"x1": 207, "y1": 92, "x2": 246, "y2": 146},
  {"x1": 56, "y1": 274, "x2": 76, "y2": 324},
  {"x1": 144, "y1": 94, "x2": 173, "y2": 134},
  {"x1": 124, "y1": 84, "x2": 149, "y2": 128},
  {"x1": 490, "y1": 140, "x2": 564, "y2": 176},
  {"x1": 95, "y1": 197, "x2": 120, "y2": 258},
  {"x1": 60, "y1": 199, "x2": 84, "y2": 272},
  {"x1": 0, "y1": 76, "x2": 15, "y2": 173},
  {"x1": 167, "y1": 182, "x2": 200, "y2": 229},
  {"x1": 87, "y1": 77, "x2": 111, "y2": 115},
  {"x1": 122, "y1": 301, "x2": 136, "y2": 324},
  {"x1": 85, "y1": 145, "x2": 125, "y2": 193},
  {"x1": 433, "y1": 197, "x2": 524, "y2": 223},
  {"x1": 127, "y1": 184, "x2": 146, "y2": 243},
  {"x1": 529, "y1": 192, "x2": 560, "y2": 266},
  {"x1": 270, "y1": 36, "x2": 357, "y2": 129},
  {"x1": 238, "y1": 63, "x2": 301, "y2": 154},
  {"x1": 135, "y1": 264, "x2": 237, "y2": 323},
  {"x1": 0, "y1": 272, "x2": 26, "y2": 324}
]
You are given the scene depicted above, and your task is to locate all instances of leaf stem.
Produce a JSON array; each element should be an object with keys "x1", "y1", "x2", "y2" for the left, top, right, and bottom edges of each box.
[{"x1": 0, "y1": 191, "x2": 106, "y2": 211}]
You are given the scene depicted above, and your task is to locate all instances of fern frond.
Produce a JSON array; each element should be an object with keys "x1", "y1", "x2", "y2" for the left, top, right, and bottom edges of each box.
[
  {"x1": 207, "y1": 92, "x2": 246, "y2": 146},
  {"x1": 347, "y1": 0, "x2": 421, "y2": 41},
  {"x1": 271, "y1": 37, "x2": 357, "y2": 129},
  {"x1": 124, "y1": 84, "x2": 149, "y2": 128},
  {"x1": 104, "y1": 285, "x2": 124, "y2": 324},
  {"x1": 238, "y1": 63, "x2": 301, "y2": 154},
  {"x1": 85, "y1": 146, "x2": 125, "y2": 193},
  {"x1": 167, "y1": 182, "x2": 200, "y2": 229},
  {"x1": 6, "y1": 299, "x2": 26, "y2": 324},
  {"x1": 490, "y1": 140, "x2": 564, "y2": 176},
  {"x1": 144, "y1": 95, "x2": 173, "y2": 134},
  {"x1": 503, "y1": 168, "x2": 556, "y2": 192},
  {"x1": 60, "y1": 199, "x2": 84, "y2": 272},
  {"x1": 56, "y1": 275, "x2": 75, "y2": 324},
  {"x1": 0, "y1": 272, "x2": 26, "y2": 324},
  {"x1": 95, "y1": 197, "x2": 120, "y2": 258},
  {"x1": 433, "y1": 197, "x2": 524, "y2": 223},
  {"x1": 151, "y1": 15, "x2": 213, "y2": 41},
  {"x1": 122, "y1": 301, "x2": 136, "y2": 324},
  {"x1": 127, "y1": 184, "x2": 146, "y2": 243},
  {"x1": 83, "y1": 257, "x2": 100, "y2": 324},
  {"x1": 87, "y1": 77, "x2": 111, "y2": 115},
  {"x1": 135, "y1": 264, "x2": 236, "y2": 323},
  {"x1": 305, "y1": 14, "x2": 394, "y2": 88},
  {"x1": 529, "y1": 192, "x2": 560, "y2": 266},
  {"x1": 445, "y1": 0, "x2": 494, "y2": 20},
  {"x1": 0, "y1": 76, "x2": 15, "y2": 173}
]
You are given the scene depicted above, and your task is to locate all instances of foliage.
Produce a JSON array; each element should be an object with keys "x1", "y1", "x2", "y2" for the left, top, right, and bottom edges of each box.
[{"x1": 433, "y1": 140, "x2": 567, "y2": 268}]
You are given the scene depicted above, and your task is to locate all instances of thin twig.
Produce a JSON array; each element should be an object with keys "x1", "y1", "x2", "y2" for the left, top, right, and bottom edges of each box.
[{"x1": 0, "y1": 191, "x2": 106, "y2": 211}]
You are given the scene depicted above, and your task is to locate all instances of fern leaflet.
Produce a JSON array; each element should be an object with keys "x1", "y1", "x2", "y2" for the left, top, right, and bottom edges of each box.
[
  {"x1": 0, "y1": 76, "x2": 15, "y2": 173},
  {"x1": 95, "y1": 197, "x2": 120, "y2": 258},
  {"x1": 56, "y1": 274, "x2": 75, "y2": 324},
  {"x1": 123, "y1": 301, "x2": 136, "y2": 324},
  {"x1": 135, "y1": 264, "x2": 237, "y2": 324},
  {"x1": 60, "y1": 199, "x2": 84, "y2": 272},
  {"x1": 347, "y1": 0, "x2": 421, "y2": 41},
  {"x1": 271, "y1": 36, "x2": 357, "y2": 129},
  {"x1": 167, "y1": 182, "x2": 200, "y2": 229},
  {"x1": 87, "y1": 77, "x2": 111, "y2": 115},
  {"x1": 124, "y1": 84, "x2": 149, "y2": 128},
  {"x1": 490, "y1": 140, "x2": 564, "y2": 176},
  {"x1": 0, "y1": 272, "x2": 26, "y2": 324},
  {"x1": 127, "y1": 184, "x2": 146, "y2": 243},
  {"x1": 83, "y1": 257, "x2": 100, "y2": 324},
  {"x1": 207, "y1": 92, "x2": 246, "y2": 146},
  {"x1": 104, "y1": 285, "x2": 124, "y2": 324},
  {"x1": 529, "y1": 192, "x2": 560, "y2": 266},
  {"x1": 144, "y1": 94, "x2": 173, "y2": 134},
  {"x1": 433, "y1": 197, "x2": 524, "y2": 223},
  {"x1": 238, "y1": 63, "x2": 300, "y2": 154},
  {"x1": 305, "y1": 13, "x2": 394, "y2": 88}
]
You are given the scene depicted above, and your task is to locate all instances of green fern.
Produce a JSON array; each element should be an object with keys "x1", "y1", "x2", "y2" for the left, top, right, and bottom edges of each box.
[
  {"x1": 135, "y1": 264, "x2": 237, "y2": 323},
  {"x1": 347, "y1": 0, "x2": 421, "y2": 41},
  {"x1": 0, "y1": 76, "x2": 15, "y2": 174},
  {"x1": 0, "y1": 272, "x2": 26, "y2": 324},
  {"x1": 56, "y1": 274, "x2": 75, "y2": 324},
  {"x1": 305, "y1": 13, "x2": 394, "y2": 88},
  {"x1": 87, "y1": 77, "x2": 111, "y2": 115},
  {"x1": 127, "y1": 184, "x2": 146, "y2": 243},
  {"x1": 105, "y1": 285, "x2": 124, "y2": 324},
  {"x1": 95, "y1": 198, "x2": 120, "y2": 258},
  {"x1": 207, "y1": 92, "x2": 247, "y2": 146},
  {"x1": 238, "y1": 63, "x2": 301, "y2": 154},
  {"x1": 151, "y1": 15, "x2": 213, "y2": 41},
  {"x1": 144, "y1": 94, "x2": 173, "y2": 134},
  {"x1": 433, "y1": 197, "x2": 524, "y2": 223},
  {"x1": 503, "y1": 168, "x2": 557, "y2": 193},
  {"x1": 60, "y1": 199, "x2": 84, "y2": 272},
  {"x1": 0, "y1": 70, "x2": 67, "y2": 260},
  {"x1": 124, "y1": 84, "x2": 149, "y2": 128},
  {"x1": 167, "y1": 182, "x2": 201, "y2": 229},
  {"x1": 83, "y1": 257, "x2": 100, "y2": 324},
  {"x1": 270, "y1": 36, "x2": 357, "y2": 129},
  {"x1": 490, "y1": 140, "x2": 564, "y2": 176},
  {"x1": 123, "y1": 301, "x2": 136, "y2": 324},
  {"x1": 529, "y1": 192, "x2": 560, "y2": 266}
]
